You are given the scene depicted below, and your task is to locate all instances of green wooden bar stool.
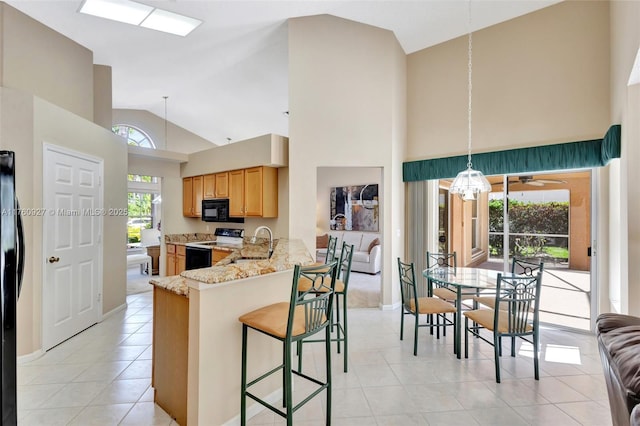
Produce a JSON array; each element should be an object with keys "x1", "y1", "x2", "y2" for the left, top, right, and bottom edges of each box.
[
  {"x1": 239, "y1": 261, "x2": 338, "y2": 426},
  {"x1": 297, "y1": 242, "x2": 354, "y2": 373}
]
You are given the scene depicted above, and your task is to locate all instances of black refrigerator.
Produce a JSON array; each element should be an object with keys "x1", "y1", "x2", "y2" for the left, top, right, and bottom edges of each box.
[{"x1": 0, "y1": 151, "x2": 24, "y2": 426}]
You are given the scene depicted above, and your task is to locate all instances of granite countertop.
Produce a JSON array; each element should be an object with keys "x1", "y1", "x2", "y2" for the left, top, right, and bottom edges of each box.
[
  {"x1": 150, "y1": 238, "x2": 314, "y2": 295},
  {"x1": 164, "y1": 233, "x2": 216, "y2": 243}
]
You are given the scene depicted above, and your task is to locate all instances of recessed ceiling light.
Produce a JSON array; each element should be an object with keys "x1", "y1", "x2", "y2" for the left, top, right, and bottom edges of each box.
[
  {"x1": 78, "y1": 0, "x2": 152, "y2": 26},
  {"x1": 78, "y1": 0, "x2": 202, "y2": 36},
  {"x1": 141, "y1": 9, "x2": 202, "y2": 37}
]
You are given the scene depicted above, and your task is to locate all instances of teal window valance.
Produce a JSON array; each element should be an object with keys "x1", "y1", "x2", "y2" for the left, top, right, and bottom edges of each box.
[{"x1": 403, "y1": 125, "x2": 621, "y2": 182}]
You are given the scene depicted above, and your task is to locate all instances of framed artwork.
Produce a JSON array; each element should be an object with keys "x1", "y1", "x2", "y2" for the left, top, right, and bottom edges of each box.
[{"x1": 330, "y1": 184, "x2": 379, "y2": 231}]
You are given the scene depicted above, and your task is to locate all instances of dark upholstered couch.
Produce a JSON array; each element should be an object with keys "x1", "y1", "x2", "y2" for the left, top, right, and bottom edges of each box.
[{"x1": 596, "y1": 313, "x2": 640, "y2": 426}]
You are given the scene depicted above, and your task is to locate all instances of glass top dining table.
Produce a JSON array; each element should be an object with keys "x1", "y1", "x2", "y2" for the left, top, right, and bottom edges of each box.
[{"x1": 422, "y1": 267, "x2": 517, "y2": 359}]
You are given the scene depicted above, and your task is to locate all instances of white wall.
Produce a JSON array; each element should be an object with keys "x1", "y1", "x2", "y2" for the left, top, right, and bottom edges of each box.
[
  {"x1": 609, "y1": 0, "x2": 640, "y2": 315},
  {"x1": 288, "y1": 15, "x2": 406, "y2": 307},
  {"x1": 1, "y1": 3, "x2": 94, "y2": 122},
  {"x1": 93, "y1": 64, "x2": 113, "y2": 130},
  {"x1": 1, "y1": 89, "x2": 128, "y2": 356},
  {"x1": 407, "y1": 1, "x2": 610, "y2": 162}
]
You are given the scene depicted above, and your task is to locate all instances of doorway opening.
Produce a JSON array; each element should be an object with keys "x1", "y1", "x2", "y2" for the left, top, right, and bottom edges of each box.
[
  {"x1": 316, "y1": 167, "x2": 382, "y2": 308},
  {"x1": 127, "y1": 174, "x2": 161, "y2": 294}
]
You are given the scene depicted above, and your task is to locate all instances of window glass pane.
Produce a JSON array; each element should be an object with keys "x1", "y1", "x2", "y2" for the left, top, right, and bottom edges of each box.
[
  {"x1": 127, "y1": 192, "x2": 155, "y2": 243},
  {"x1": 113, "y1": 124, "x2": 156, "y2": 149}
]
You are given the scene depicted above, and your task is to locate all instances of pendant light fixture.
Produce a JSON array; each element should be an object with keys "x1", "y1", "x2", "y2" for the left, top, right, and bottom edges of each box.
[{"x1": 449, "y1": 0, "x2": 491, "y2": 201}]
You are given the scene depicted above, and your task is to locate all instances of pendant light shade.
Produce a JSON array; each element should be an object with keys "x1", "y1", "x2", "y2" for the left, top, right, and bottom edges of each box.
[
  {"x1": 450, "y1": 166, "x2": 491, "y2": 201},
  {"x1": 449, "y1": 0, "x2": 490, "y2": 201}
]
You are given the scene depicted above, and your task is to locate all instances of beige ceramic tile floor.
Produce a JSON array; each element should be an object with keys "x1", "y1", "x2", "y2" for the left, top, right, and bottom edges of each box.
[{"x1": 17, "y1": 271, "x2": 611, "y2": 425}]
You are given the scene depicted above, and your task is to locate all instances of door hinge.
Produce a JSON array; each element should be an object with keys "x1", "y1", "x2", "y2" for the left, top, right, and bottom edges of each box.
[{"x1": 97, "y1": 293, "x2": 102, "y2": 302}]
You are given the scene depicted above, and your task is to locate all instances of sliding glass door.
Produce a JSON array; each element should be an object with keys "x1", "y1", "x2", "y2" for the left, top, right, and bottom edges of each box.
[{"x1": 486, "y1": 171, "x2": 593, "y2": 330}]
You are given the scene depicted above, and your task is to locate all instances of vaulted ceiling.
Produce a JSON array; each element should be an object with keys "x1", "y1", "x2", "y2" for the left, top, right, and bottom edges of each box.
[{"x1": 9, "y1": 0, "x2": 561, "y2": 146}]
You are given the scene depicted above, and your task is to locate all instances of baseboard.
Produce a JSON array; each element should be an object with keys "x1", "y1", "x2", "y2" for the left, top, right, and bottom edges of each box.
[
  {"x1": 102, "y1": 302, "x2": 127, "y2": 320},
  {"x1": 222, "y1": 387, "x2": 283, "y2": 425},
  {"x1": 381, "y1": 301, "x2": 401, "y2": 311},
  {"x1": 18, "y1": 302, "x2": 127, "y2": 365},
  {"x1": 18, "y1": 349, "x2": 46, "y2": 365}
]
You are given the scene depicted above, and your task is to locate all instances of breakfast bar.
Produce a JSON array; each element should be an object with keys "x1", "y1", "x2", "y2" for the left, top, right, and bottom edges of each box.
[{"x1": 150, "y1": 238, "x2": 314, "y2": 425}]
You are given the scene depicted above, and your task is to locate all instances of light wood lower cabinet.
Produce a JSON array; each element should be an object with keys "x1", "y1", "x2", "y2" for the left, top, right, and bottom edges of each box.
[
  {"x1": 212, "y1": 248, "x2": 230, "y2": 264},
  {"x1": 152, "y1": 286, "x2": 188, "y2": 426},
  {"x1": 166, "y1": 244, "x2": 186, "y2": 276}
]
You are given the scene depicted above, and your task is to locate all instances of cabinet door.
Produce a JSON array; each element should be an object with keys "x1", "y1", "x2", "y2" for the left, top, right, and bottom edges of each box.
[
  {"x1": 211, "y1": 249, "x2": 229, "y2": 263},
  {"x1": 182, "y1": 178, "x2": 193, "y2": 217},
  {"x1": 245, "y1": 166, "x2": 278, "y2": 218},
  {"x1": 215, "y1": 172, "x2": 229, "y2": 198},
  {"x1": 176, "y1": 245, "x2": 186, "y2": 274},
  {"x1": 193, "y1": 176, "x2": 203, "y2": 217},
  {"x1": 244, "y1": 167, "x2": 263, "y2": 217},
  {"x1": 166, "y1": 244, "x2": 177, "y2": 276},
  {"x1": 203, "y1": 174, "x2": 216, "y2": 199},
  {"x1": 228, "y1": 169, "x2": 245, "y2": 217},
  {"x1": 261, "y1": 167, "x2": 278, "y2": 218}
]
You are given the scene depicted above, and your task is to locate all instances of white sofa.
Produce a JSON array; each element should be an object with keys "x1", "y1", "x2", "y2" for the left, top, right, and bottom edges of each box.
[{"x1": 316, "y1": 231, "x2": 381, "y2": 274}]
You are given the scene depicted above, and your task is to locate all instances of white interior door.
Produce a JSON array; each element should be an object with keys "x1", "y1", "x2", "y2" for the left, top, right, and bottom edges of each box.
[{"x1": 43, "y1": 145, "x2": 103, "y2": 351}]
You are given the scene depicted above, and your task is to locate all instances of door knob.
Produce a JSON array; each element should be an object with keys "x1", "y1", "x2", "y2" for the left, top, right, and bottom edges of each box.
[{"x1": 48, "y1": 256, "x2": 60, "y2": 263}]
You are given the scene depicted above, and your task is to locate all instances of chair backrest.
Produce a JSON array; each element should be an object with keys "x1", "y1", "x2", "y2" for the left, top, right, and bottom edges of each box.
[
  {"x1": 397, "y1": 258, "x2": 418, "y2": 313},
  {"x1": 289, "y1": 261, "x2": 338, "y2": 339},
  {"x1": 511, "y1": 257, "x2": 544, "y2": 277},
  {"x1": 336, "y1": 242, "x2": 355, "y2": 291},
  {"x1": 426, "y1": 251, "x2": 457, "y2": 270},
  {"x1": 324, "y1": 235, "x2": 338, "y2": 264},
  {"x1": 494, "y1": 272, "x2": 542, "y2": 334},
  {"x1": 141, "y1": 228, "x2": 161, "y2": 246}
]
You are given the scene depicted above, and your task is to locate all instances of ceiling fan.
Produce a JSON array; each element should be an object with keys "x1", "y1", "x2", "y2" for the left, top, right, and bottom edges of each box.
[{"x1": 492, "y1": 176, "x2": 567, "y2": 187}]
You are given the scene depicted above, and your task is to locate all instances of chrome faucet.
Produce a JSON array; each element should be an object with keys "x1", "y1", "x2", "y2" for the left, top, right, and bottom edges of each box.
[{"x1": 251, "y1": 226, "x2": 273, "y2": 254}]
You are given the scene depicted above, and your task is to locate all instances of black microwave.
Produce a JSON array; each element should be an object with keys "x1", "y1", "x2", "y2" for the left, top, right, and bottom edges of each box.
[{"x1": 201, "y1": 199, "x2": 244, "y2": 223}]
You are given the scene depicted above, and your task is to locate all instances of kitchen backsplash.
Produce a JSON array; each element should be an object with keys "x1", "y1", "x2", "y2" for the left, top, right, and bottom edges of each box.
[{"x1": 164, "y1": 233, "x2": 216, "y2": 243}]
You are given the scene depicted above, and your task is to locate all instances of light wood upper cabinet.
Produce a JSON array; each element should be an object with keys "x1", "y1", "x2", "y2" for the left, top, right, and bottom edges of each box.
[
  {"x1": 182, "y1": 178, "x2": 194, "y2": 217},
  {"x1": 203, "y1": 174, "x2": 216, "y2": 199},
  {"x1": 215, "y1": 172, "x2": 229, "y2": 198},
  {"x1": 183, "y1": 168, "x2": 277, "y2": 218},
  {"x1": 229, "y1": 166, "x2": 278, "y2": 218},
  {"x1": 183, "y1": 176, "x2": 203, "y2": 217},
  {"x1": 245, "y1": 166, "x2": 278, "y2": 217},
  {"x1": 228, "y1": 169, "x2": 245, "y2": 217}
]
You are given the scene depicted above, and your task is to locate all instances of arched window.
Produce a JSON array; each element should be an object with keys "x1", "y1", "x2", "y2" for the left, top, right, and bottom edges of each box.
[{"x1": 113, "y1": 124, "x2": 156, "y2": 148}]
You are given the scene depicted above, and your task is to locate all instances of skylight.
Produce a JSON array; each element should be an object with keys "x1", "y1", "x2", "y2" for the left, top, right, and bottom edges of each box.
[{"x1": 78, "y1": 0, "x2": 202, "y2": 37}]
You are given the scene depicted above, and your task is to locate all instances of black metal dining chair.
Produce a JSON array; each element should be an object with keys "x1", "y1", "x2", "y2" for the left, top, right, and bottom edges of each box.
[
  {"x1": 473, "y1": 257, "x2": 545, "y2": 310},
  {"x1": 398, "y1": 258, "x2": 456, "y2": 356},
  {"x1": 463, "y1": 271, "x2": 543, "y2": 383}
]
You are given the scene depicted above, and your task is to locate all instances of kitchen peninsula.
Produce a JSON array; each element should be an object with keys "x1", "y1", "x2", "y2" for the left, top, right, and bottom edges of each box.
[{"x1": 150, "y1": 237, "x2": 315, "y2": 425}]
